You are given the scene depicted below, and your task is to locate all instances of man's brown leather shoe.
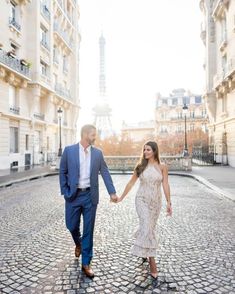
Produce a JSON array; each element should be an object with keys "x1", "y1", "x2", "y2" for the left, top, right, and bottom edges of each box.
[
  {"x1": 75, "y1": 244, "x2": 81, "y2": 258},
  {"x1": 82, "y1": 265, "x2": 94, "y2": 279}
]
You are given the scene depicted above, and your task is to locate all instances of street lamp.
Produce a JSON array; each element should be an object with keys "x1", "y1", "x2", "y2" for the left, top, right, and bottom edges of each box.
[
  {"x1": 57, "y1": 107, "x2": 63, "y2": 157},
  {"x1": 182, "y1": 103, "x2": 189, "y2": 157}
]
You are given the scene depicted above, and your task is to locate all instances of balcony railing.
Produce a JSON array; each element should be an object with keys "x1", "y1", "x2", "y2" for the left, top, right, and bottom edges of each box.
[
  {"x1": 53, "y1": 22, "x2": 73, "y2": 50},
  {"x1": 0, "y1": 49, "x2": 30, "y2": 77},
  {"x1": 9, "y1": 106, "x2": 20, "y2": 115},
  {"x1": 9, "y1": 17, "x2": 21, "y2": 31},
  {"x1": 56, "y1": 0, "x2": 74, "y2": 25},
  {"x1": 213, "y1": 69, "x2": 226, "y2": 88},
  {"x1": 54, "y1": 83, "x2": 71, "y2": 100},
  {"x1": 33, "y1": 112, "x2": 45, "y2": 120},
  {"x1": 227, "y1": 58, "x2": 235, "y2": 76},
  {"x1": 105, "y1": 156, "x2": 192, "y2": 172},
  {"x1": 40, "y1": 39, "x2": 50, "y2": 51},
  {"x1": 40, "y1": 4, "x2": 51, "y2": 20}
]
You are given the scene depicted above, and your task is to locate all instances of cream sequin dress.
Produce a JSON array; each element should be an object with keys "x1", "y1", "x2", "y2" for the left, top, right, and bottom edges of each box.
[{"x1": 131, "y1": 164, "x2": 162, "y2": 257}]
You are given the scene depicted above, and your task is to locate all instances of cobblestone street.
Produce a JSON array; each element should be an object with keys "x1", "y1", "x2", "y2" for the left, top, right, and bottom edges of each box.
[{"x1": 0, "y1": 175, "x2": 234, "y2": 294}]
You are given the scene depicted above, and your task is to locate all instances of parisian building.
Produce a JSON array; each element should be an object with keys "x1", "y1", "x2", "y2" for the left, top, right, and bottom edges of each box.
[
  {"x1": 200, "y1": 0, "x2": 235, "y2": 166},
  {"x1": 155, "y1": 89, "x2": 209, "y2": 154},
  {"x1": 121, "y1": 120, "x2": 155, "y2": 142},
  {"x1": 0, "y1": 0, "x2": 80, "y2": 169}
]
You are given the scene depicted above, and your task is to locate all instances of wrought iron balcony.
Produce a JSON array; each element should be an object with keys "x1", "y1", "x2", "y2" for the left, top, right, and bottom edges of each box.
[
  {"x1": 9, "y1": 106, "x2": 20, "y2": 115},
  {"x1": 33, "y1": 112, "x2": 45, "y2": 120},
  {"x1": 0, "y1": 49, "x2": 30, "y2": 77},
  {"x1": 9, "y1": 17, "x2": 21, "y2": 31},
  {"x1": 40, "y1": 39, "x2": 50, "y2": 51},
  {"x1": 53, "y1": 22, "x2": 73, "y2": 50},
  {"x1": 40, "y1": 4, "x2": 51, "y2": 21},
  {"x1": 54, "y1": 83, "x2": 71, "y2": 100}
]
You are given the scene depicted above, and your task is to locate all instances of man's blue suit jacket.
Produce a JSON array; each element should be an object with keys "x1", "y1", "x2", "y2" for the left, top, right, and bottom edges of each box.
[{"x1": 59, "y1": 144, "x2": 116, "y2": 204}]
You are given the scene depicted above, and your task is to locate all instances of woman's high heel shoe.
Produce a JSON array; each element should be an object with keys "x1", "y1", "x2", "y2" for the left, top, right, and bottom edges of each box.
[{"x1": 140, "y1": 257, "x2": 148, "y2": 265}]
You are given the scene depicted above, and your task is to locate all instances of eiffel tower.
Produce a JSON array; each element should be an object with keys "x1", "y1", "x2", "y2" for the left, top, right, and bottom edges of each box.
[{"x1": 93, "y1": 33, "x2": 113, "y2": 139}]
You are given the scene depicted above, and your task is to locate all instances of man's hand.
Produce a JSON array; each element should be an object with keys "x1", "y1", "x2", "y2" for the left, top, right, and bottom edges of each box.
[{"x1": 110, "y1": 194, "x2": 118, "y2": 203}]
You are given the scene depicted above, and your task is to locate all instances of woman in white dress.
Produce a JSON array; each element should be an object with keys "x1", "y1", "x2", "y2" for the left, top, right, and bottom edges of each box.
[{"x1": 117, "y1": 141, "x2": 172, "y2": 278}]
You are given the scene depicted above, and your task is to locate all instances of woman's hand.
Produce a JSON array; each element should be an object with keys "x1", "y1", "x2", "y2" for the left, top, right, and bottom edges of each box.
[
  {"x1": 166, "y1": 202, "x2": 172, "y2": 216},
  {"x1": 116, "y1": 196, "x2": 124, "y2": 203}
]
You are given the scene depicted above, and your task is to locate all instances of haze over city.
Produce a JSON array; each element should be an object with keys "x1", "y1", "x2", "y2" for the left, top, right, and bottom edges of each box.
[{"x1": 78, "y1": 0, "x2": 205, "y2": 131}]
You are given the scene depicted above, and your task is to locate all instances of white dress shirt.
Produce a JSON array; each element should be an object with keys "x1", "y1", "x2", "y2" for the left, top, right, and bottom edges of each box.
[{"x1": 78, "y1": 143, "x2": 91, "y2": 188}]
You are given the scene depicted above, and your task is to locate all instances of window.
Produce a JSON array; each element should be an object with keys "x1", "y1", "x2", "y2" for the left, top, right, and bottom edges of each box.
[
  {"x1": 10, "y1": 127, "x2": 19, "y2": 153},
  {"x1": 190, "y1": 111, "x2": 195, "y2": 118},
  {"x1": 9, "y1": 85, "x2": 17, "y2": 107},
  {"x1": 177, "y1": 125, "x2": 182, "y2": 133},
  {"x1": 9, "y1": 1, "x2": 21, "y2": 31},
  {"x1": 10, "y1": 1, "x2": 16, "y2": 20},
  {"x1": 40, "y1": 25, "x2": 49, "y2": 48},
  {"x1": 160, "y1": 125, "x2": 167, "y2": 133},
  {"x1": 222, "y1": 96, "x2": 227, "y2": 113},
  {"x1": 195, "y1": 96, "x2": 202, "y2": 104},
  {"x1": 162, "y1": 99, "x2": 167, "y2": 105},
  {"x1": 53, "y1": 73, "x2": 57, "y2": 86},
  {"x1": 47, "y1": 136, "x2": 50, "y2": 150},
  {"x1": 25, "y1": 134, "x2": 29, "y2": 150},
  {"x1": 172, "y1": 98, "x2": 178, "y2": 106},
  {"x1": 53, "y1": 46, "x2": 59, "y2": 63},
  {"x1": 221, "y1": 17, "x2": 227, "y2": 43},
  {"x1": 201, "y1": 109, "x2": 207, "y2": 117},
  {"x1": 40, "y1": 60, "x2": 48, "y2": 76},
  {"x1": 178, "y1": 112, "x2": 183, "y2": 119},
  {"x1": 182, "y1": 96, "x2": 190, "y2": 105},
  {"x1": 222, "y1": 55, "x2": 227, "y2": 75},
  {"x1": 190, "y1": 124, "x2": 194, "y2": 131},
  {"x1": 63, "y1": 55, "x2": 68, "y2": 72}
]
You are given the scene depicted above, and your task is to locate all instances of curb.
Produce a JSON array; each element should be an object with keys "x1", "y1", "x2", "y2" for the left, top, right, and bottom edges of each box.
[
  {"x1": 0, "y1": 171, "x2": 59, "y2": 189},
  {"x1": 169, "y1": 171, "x2": 235, "y2": 202}
]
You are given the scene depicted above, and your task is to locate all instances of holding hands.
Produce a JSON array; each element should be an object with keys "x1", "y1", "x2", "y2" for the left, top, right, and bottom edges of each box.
[{"x1": 110, "y1": 194, "x2": 124, "y2": 203}]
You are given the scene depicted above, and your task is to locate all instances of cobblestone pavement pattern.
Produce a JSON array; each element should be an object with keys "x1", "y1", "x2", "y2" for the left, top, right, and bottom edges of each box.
[{"x1": 0, "y1": 175, "x2": 234, "y2": 294}]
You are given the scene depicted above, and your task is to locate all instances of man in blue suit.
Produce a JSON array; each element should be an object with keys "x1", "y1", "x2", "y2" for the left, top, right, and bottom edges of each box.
[{"x1": 59, "y1": 124, "x2": 117, "y2": 278}]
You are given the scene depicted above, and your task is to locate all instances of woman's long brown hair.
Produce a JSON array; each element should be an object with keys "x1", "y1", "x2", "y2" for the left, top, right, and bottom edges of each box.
[{"x1": 135, "y1": 141, "x2": 160, "y2": 177}]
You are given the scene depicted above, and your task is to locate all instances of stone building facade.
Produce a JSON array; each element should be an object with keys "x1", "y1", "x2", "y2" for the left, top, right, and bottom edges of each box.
[
  {"x1": 200, "y1": 0, "x2": 235, "y2": 166},
  {"x1": 0, "y1": 0, "x2": 80, "y2": 169},
  {"x1": 155, "y1": 89, "x2": 209, "y2": 155}
]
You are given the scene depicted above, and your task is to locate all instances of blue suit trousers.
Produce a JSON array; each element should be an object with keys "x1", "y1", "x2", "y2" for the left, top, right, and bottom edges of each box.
[{"x1": 65, "y1": 190, "x2": 97, "y2": 265}]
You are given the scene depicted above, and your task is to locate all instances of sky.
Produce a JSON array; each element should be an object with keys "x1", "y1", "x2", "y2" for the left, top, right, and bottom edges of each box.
[{"x1": 77, "y1": 0, "x2": 205, "y2": 132}]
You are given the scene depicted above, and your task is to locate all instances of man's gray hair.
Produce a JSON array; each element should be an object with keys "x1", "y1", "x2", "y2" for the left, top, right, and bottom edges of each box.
[{"x1": 81, "y1": 124, "x2": 96, "y2": 137}]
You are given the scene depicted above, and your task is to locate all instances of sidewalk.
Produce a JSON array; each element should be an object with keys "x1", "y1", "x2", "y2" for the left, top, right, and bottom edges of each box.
[
  {"x1": 0, "y1": 164, "x2": 58, "y2": 188},
  {"x1": 170, "y1": 165, "x2": 235, "y2": 202},
  {"x1": 0, "y1": 163, "x2": 234, "y2": 201}
]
